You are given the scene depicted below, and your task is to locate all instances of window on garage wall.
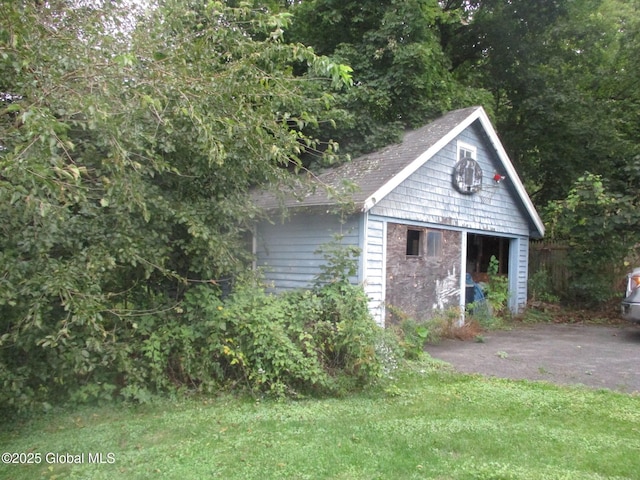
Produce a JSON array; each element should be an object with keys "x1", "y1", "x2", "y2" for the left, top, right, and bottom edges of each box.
[
  {"x1": 426, "y1": 231, "x2": 442, "y2": 257},
  {"x1": 406, "y1": 228, "x2": 442, "y2": 258},
  {"x1": 406, "y1": 229, "x2": 422, "y2": 256}
]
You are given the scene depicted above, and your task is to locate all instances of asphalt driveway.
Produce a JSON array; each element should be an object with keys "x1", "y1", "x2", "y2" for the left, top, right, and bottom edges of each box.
[{"x1": 425, "y1": 323, "x2": 640, "y2": 393}]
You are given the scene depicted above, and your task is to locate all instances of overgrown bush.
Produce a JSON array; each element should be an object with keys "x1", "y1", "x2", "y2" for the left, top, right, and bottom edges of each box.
[
  {"x1": 485, "y1": 256, "x2": 509, "y2": 318},
  {"x1": 0, "y1": 1, "x2": 353, "y2": 415},
  {"x1": 544, "y1": 173, "x2": 635, "y2": 306},
  {"x1": 528, "y1": 269, "x2": 560, "y2": 303},
  {"x1": 384, "y1": 306, "x2": 431, "y2": 360},
  {"x1": 0, "y1": 274, "x2": 396, "y2": 414},
  {"x1": 429, "y1": 307, "x2": 482, "y2": 341},
  {"x1": 216, "y1": 286, "x2": 328, "y2": 397},
  {"x1": 396, "y1": 319, "x2": 430, "y2": 360},
  {"x1": 169, "y1": 278, "x2": 394, "y2": 396}
]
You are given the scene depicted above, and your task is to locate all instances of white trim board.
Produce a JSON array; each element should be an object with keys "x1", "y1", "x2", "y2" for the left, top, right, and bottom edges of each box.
[{"x1": 362, "y1": 106, "x2": 545, "y2": 238}]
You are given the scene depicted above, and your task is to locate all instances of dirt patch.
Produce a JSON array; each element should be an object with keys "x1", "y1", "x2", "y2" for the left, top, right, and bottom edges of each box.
[{"x1": 425, "y1": 322, "x2": 640, "y2": 394}]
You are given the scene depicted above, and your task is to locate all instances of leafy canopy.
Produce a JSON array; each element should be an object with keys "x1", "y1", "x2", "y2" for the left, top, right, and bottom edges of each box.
[
  {"x1": 0, "y1": 0, "x2": 351, "y2": 409},
  {"x1": 286, "y1": 0, "x2": 492, "y2": 157}
]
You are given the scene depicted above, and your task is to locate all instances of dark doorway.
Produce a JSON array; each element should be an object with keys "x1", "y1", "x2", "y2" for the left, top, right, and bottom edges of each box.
[{"x1": 466, "y1": 233, "x2": 509, "y2": 282}]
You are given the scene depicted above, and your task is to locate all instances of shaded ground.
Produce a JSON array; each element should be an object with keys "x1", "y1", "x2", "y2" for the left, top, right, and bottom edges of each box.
[{"x1": 426, "y1": 322, "x2": 640, "y2": 394}]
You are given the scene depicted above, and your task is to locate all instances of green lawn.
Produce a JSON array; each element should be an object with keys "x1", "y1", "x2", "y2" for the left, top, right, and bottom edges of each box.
[{"x1": 2, "y1": 361, "x2": 639, "y2": 480}]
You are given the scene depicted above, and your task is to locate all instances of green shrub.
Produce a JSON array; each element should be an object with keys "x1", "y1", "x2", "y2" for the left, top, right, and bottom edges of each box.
[
  {"x1": 385, "y1": 306, "x2": 430, "y2": 360},
  {"x1": 208, "y1": 278, "x2": 394, "y2": 397},
  {"x1": 219, "y1": 285, "x2": 328, "y2": 397},
  {"x1": 544, "y1": 173, "x2": 635, "y2": 307},
  {"x1": 0, "y1": 244, "x2": 398, "y2": 413},
  {"x1": 528, "y1": 269, "x2": 560, "y2": 303},
  {"x1": 485, "y1": 255, "x2": 509, "y2": 318},
  {"x1": 397, "y1": 318, "x2": 430, "y2": 360}
]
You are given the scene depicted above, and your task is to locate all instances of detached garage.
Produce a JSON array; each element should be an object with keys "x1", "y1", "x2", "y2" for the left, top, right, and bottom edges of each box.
[{"x1": 253, "y1": 106, "x2": 545, "y2": 327}]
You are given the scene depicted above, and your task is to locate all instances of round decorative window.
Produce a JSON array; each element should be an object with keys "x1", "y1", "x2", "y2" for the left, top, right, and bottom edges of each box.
[{"x1": 453, "y1": 157, "x2": 483, "y2": 194}]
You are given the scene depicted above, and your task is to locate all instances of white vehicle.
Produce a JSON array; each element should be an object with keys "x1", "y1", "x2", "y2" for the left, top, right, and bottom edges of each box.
[{"x1": 621, "y1": 268, "x2": 640, "y2": 323}]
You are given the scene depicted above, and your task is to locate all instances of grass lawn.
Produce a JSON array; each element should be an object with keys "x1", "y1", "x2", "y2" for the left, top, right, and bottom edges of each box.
[{"x1": 2, "y1": 360, "x2": 640, "y2": 480}]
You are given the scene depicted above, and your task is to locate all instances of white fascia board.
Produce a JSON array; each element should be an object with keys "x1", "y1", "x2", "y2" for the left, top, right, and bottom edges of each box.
[
  {"x1": 362, "y1": 106, "x2": 545, "y2": 238},
  {"x1": 363, "y1": 107, "x2": 483, "y2": 212},
  {"x1": 476, "y1": 110, "x2": 546, "y2": 238}
]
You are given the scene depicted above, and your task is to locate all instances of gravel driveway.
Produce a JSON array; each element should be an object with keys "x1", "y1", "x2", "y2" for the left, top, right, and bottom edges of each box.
[{"x1": 425, "y1": 323, "x2": 640, "y2": 394}]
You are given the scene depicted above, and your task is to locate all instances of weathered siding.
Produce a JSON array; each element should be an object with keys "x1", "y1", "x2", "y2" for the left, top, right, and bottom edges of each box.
[
  {"x1": 370, "y1": 123, "x2": 531, "y2": 237},
  {"x1": 256, "y1": 213, "x2": 361, "y2": 292},
  {"x1": 369, "y1": 122, "x2": 533, "y2": 317},
  {"x1": 363, "y1": 215, "x2": 386, "y2": 326},
  {"x1": 385, "y1": 223, "x2": 461, "y2": 324},
  {"x1": 510, "y1": 237, "x2": 529, "y2": 311},
  {"x1": 255, "y1": 118, "x2": 537, "y2": 322}
]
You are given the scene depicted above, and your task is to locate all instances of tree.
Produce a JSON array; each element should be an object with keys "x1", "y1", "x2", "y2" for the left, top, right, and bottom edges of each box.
[
  {"x1": 444, "y1": 1, "x2": 640, "y2": 304},
  {"x1": 447, "y1": 0, "x2": 640, "y2": 204},
  {"x1": 287, "y1": 0, "x2": 491, "y2": 158},
  {"x1": 0, "y1": 0, "x2": 351, "y2": 409}
]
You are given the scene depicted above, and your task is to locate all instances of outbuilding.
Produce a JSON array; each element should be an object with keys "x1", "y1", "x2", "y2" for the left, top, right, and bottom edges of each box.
[{"x1": 253, "y1": 106, "x2": 545, "y2": 327}]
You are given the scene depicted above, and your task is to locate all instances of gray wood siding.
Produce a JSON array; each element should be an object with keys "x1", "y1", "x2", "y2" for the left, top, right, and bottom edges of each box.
[
  {"x1": 363, "y1": 215, "x2": 385, "y2": 326},
  {"x1": 256, "y1": 213, "x2": 361, "y2": 292},
  {"x1": 370, "y1": 124, "x2": 531, "y2": 237},
  {"x1": 510, "y1": 237, "x2": 529, "y2": 311}
]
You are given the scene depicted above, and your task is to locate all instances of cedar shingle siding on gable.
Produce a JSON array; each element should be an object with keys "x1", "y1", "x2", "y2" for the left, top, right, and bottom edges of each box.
[
  {"x1": 253, "y1": 107, "x2": 544, "y2": 326},
  {"x1": 370, "y1": 123, "x2": 531, "y2": 236}
]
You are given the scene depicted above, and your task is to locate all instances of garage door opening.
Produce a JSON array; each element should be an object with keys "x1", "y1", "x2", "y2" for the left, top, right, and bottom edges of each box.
[{"x1": 466, "y1": 233, "x2": 509, "y2": 282}]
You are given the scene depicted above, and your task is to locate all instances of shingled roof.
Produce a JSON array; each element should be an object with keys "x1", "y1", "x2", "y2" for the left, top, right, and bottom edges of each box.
[{"x1": 254, "y1": 106, "x2": 545, "y2": 237}]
